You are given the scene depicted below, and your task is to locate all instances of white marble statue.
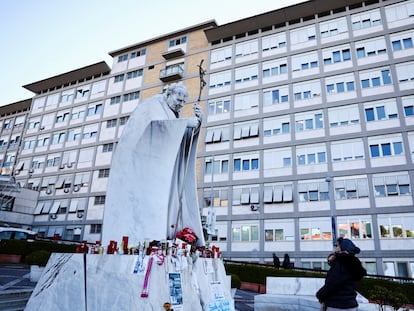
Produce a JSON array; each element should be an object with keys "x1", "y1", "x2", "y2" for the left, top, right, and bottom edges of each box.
[{"x1": 101, "y1": 83, "x2": 205, "y2": 248}]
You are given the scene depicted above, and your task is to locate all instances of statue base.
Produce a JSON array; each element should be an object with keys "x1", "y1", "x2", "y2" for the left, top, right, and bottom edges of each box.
[{"x1": 25, "y1": 253, "x2": 234, "y2": 311}]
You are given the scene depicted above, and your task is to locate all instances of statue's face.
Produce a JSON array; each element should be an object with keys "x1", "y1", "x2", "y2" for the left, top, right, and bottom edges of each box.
[{"x1": 167, "y1": 89, "x2": 187, "y2": 113}]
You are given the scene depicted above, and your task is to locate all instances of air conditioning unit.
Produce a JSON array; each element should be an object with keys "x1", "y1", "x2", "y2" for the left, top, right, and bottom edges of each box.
[
  {"x1": 50, "y1": 214, "x2": 57, "y2": 220},
  {"x1": 29, "y1": 168, "x2": 34, "y2": 173},
  {"x1": 63, "y1": 188, "x2": 70, "y2": 193},
  {"x1": 46, "y1": 188, "x2": 53, "y2": 195}
]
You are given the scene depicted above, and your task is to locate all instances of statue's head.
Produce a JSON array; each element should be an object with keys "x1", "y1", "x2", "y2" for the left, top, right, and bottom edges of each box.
[{"x1": 164, "y1": 83, "x2": 188, "y2": 114}]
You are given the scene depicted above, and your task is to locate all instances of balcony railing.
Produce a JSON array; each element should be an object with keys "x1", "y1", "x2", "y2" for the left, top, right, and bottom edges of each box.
[{"x1": 159, "y1": 64, "x2": 184, "y2": 82}]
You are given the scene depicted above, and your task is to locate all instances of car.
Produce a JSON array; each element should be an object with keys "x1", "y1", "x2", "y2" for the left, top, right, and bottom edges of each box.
[{"x1": 0, "y1": 227, "x2": 37, "y2": 241}]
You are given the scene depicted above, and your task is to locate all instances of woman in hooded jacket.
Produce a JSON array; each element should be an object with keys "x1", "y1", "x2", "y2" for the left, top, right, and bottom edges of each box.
[{"x1": 316, "y1": 238, "x2": 367, "y2": 311}]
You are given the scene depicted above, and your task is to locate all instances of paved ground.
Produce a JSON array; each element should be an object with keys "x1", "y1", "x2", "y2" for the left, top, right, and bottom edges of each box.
[{"x1": 0, "y1": 264, "x2": 36, "y2": 292}]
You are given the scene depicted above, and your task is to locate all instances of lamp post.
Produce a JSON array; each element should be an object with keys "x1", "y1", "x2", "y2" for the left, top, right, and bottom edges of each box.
[
  {"x1": 326, "y1": 176, "x2": 337, "y2": 250},
  {"x1": 207, "y1": 157, "x2": 216, "y2": 243}
]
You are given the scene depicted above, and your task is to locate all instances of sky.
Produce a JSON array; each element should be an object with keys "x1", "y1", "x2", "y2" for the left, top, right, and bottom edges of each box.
[{"x1": 0, "y1": 0, "x2": 307, "y2": 105}]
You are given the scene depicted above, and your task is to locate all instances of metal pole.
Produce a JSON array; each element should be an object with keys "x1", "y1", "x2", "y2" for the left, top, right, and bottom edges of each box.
[
  {"x1": 208, "y1": 157, "x2": 214, "y2": 243},
  {"x1": 326, "y1": 176, "x2": 337, "y2": 250}
]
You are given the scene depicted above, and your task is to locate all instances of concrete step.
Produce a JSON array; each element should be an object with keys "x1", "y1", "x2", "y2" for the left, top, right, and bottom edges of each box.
[{"x1": 0, "y1": 290, "x2": 32, "y2": 311}]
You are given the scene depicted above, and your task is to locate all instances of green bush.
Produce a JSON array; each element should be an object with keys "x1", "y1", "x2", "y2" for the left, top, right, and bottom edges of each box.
[
  {"x1": 224, "y1": 262, "x2": 414, "y2": 305},
  {"x1": 230, "y1": 273, "x2": 241, "y2": 289},
  {"x1": 0, "y1": 239, "x2": 77, "y2": 257},
  {"x1": 25, "y1": 250, "x2": 51, "y2": 266}
]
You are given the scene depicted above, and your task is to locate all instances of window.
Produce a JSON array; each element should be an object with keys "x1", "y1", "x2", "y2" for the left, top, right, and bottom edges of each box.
[
  {"x1": 98, "y1": 169, "x2": 110, "y2": 178},
  {"x1": 263, "y1": 86, "x2": 289, "y2": 106},
  {"x1": 292, "y1": 80, "x2": 321, "y2": 102},
  {"x1": 235, "y1": 39, "x2": 258, "y2": 58},
  {"x1": 385, "y1": 1, "x2": 414, "y2": 25},
  {"x1": 369, "y1": 136, "x2": 404, "y2": 158},
  {"x1": 90, "y1": 224, "x2": 102, "y2": 234},
  {"x1": 169, "y1": 36, "x2": 186, "y2": 47},
  {"x1": 295, "y1": 112, "x2": 323, "y2": 132},
  {"x1": 262, "y1": 32, "x2": 287, "y2": 52},
  {"x1": 123, "y1": 91, "x2": 140, "y2": 102},
  {"x1": 298, "y1": 182, "x2": 329, "y2": 202},
  {"x1": 102, "y1": 143, "x2": 114, "y2": 153},
  {"x1": 130, "y1": 48, "x2": 146, "y2": 58},
  {"x1": 351, "y1": 9, "x2": 381, "y2": 30},
  {"x1": 331, "y1": 139, "x2": 364, "y2": 162},
  {"x1": 233, "y1": 156, "x2": 259, "y2": 172},
  {"x1": 87, "y1": 103, "x2": 103, "y2": 116},
  {"x1": 359, "y1": 68, "x2": 392, "y2": 89},
  {"x1": 76, "y1": 86, "x2": 90, "y2": 99},
  {"x1": 337, "y1": 216, "x2": 372, "y2": 239},
  {"x1": 61, "y1": 90, "x2": 74, "y2": 103},
  {"x1": 334, "y1": 177, "x2": 369, "y2": 200},
  {"x1": 55, "y1": 112, "x2": 70, "y2": 123},
  {"x1": 120, "y1": 116, "x2": 129, "y2": 125},
  {"x1": 262, "y1": 58, "x2": 288, "y2": 78},
  {"x1": 296, "y1": 144, "x2": 326, "y2": 165},
  {"x1": 71, "y1": 109, "x2": 85, "y2": 120},
  {"x1": 325, "y1": 74, "x2": 355, "y2": 94},
  {"x1": 263, "y1": 148, "x2": 292, "y2": 169},
  {"x1": 117, "y1": 54, "x2": 128, "y2": 62},
  {"x1": 234, "y1": 65, "x2": 259, "y2": 85},
  {"x1": 211, "y1": 46, "x2": 232, "y2": 65},
  {"x1": 67, "y1": 128, "x2": 82, "y2": 142},
  {"x1": 114, "y1": 74, "x2": 124, "y2": 83},
  {"x1": 263, "y1": 184, "x2": 293, "y2": 203},
  {"x1": 209, "y1": 71, "x2": 231, "y2": 90},
  {"x1": 323, "y1": 47, "x2": 351, "y2": 65},
  {"x1": 364, "y1": 99, "x2": 398, "y2": 122},
  {"x1": 127, "y1": 69, "x2": 143, "y2": 79},
  {"x1": 396, "y1": 61, "x2": 414, "y2": 84},
  {"x1": 300, "y1": 217, "x2": 332, "y2": 240},
  {"x1": 263, "y1": 116, "x2": 290, "y2": 137},
  {"x1": 46, "y1": 156, "x2": 61, "y2": 168},
  {"x1": 390, "y1": 30, "x2": 414, "y2": 53},
  {"x1": 94, "y1": 196, "x2": 106, "y2": 205},
  {"x1": 203, "y1": 188, "x2": 229, "y2": 207},
  {"x1": 233, "y1": 122, "x2": 259, "y2": 140},
  {"x1": 378, "y1": 213, "x2": 414, "y2": 239},
  {"x1": 373, "y1": 173, "x2": 410, "y2": 197},
  {"x1": 208, "y1": 98, "x2": 231, "y2": 115},
  {"x1": 205, "y1": 158, "x2": 229, "y2": 175},
  {"x1": 110, "y1": 96, "x2": 121, "y2": 105},
  {"x1": 232, "y1": 224, "x2": 259, "y2": 242},
  {"x1": 234, "y1": 91, "x2": 259, "y2": 111},
  {"x1": 320, "y1": 17, "x2": 347, "y2": 38},
  {"x1": 355, "y1": 37, "x2": 387, "y2": 61},
  {"x1": 106, "y1": 119, "x2": 118, "y2": 128},
  {"x1": 290, "y1": 25, "x2": 316, "y2": 47},
  {"x1": 291, "y1": 51, "x2": 319, "y2": 73},
  {"x1": 403, "y1": 96, "x2": 414, "y2": 117}
]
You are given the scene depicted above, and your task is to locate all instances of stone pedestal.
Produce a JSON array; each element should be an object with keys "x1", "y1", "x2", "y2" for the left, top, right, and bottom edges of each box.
[
  {"x1": 255, "y1": 277, "x2": 377, "y2": 311},
  {"x1": 25, "y1": 253, "x2": 234, "y2": 311}
]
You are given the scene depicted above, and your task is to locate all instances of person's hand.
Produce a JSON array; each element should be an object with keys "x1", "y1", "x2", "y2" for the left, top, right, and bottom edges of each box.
[
  {"x1": 194, "y1": 103, "x2": 202, "y2": 124},
  {"x1": 187, "y1": 117, "x2": 201, "y2": 128}
]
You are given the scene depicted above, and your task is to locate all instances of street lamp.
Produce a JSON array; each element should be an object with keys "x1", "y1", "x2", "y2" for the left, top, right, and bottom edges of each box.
[
  {"x1": 207, "y1": 157, "x2": 216, "y2": 242},
  {"x1": 326, "y1": 176, "x2": 337, "y2": 249}
]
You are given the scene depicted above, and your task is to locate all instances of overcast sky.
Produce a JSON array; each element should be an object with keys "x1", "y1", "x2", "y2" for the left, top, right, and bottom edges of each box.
[{"x1": 0, "y1": 0, "x2": 307, "y2": 105}]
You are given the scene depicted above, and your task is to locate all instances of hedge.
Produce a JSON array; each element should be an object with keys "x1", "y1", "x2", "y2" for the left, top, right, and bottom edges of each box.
[{"x1": 224, "y1": 262, "x2": 414, "y2": 305}]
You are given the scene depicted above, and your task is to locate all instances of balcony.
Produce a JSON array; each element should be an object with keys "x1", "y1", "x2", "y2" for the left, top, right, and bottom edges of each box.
[
  {"x1": 159, "y1": 64, "x2": 184, "y2": 82},
  {"x1": 162, "y1": 48, "x2": 185, "y2": 60}
]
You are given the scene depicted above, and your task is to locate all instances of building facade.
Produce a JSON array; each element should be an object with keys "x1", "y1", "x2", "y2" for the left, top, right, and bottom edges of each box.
[
  {"x1": 199, "y1": 0, "x2": 414, "y2": 276},
  {"x1": 1, "y1": 0, "x2": 414, "y2": 277}
]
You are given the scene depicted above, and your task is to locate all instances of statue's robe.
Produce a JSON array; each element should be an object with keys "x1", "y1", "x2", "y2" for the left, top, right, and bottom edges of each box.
[{"x1": 101, "y1": 94, "x2": 205, "y2": 247}]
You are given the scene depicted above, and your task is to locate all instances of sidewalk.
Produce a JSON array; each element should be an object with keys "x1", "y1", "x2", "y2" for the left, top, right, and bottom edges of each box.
[{"x1": 0, "y1": 264, "x2": 37, "y2": 292}]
